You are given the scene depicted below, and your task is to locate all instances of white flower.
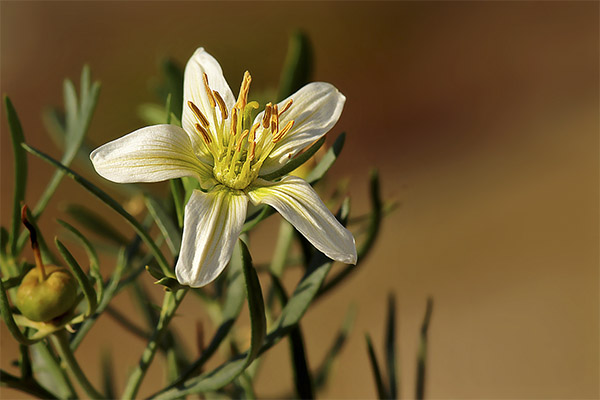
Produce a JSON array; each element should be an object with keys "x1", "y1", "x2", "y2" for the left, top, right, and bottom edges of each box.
[{"x1": 90, "y1": 48, "x2": 356, "y2": 287}]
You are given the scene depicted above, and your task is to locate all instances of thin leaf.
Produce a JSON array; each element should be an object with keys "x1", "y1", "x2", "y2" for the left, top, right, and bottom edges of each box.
[
  {"x1": 57, "y1": 219, "x2": 104, "y2": 304},
  {"x1": 55, "y1": 239, "x2": 97, "y2": 317},
  {"x1": 366, "y1": 333, "x2": 387, "y2": 399},
  {"x1": 144, "y1": 195, "x2": 181, "y2": 257},
  {"x1": 416, "y1": 298, "x2": 433, "y2": 400},
  {"x1": 63, "y1": 79, "x2": 78, "y2": 131},
  {"x1": 306, "y1": 132, "x2": 346, "y2": 184},
  {"x1": 386, "y1": 293, "x2": 398, "y2": 399},
  {"x1": 278, "y1": 30, "x2": 313, "y2": 101},
  {"x1": 101, "y1": 350, "x2": 116, "y2": 399},
  {"x1": 63, "y1": 204, "x2": 130, "y2": 246},
  {"x1": 260, "y1": 136, "x2": 325, "y2": 182},
  {"x1": 314, "y1": 305, "x2": 356, "y2": 390},
  {"x1": 23, "y1": 143, "x2": 172, "y2": 277},
  {"x1": 5, "y1": 96, "x2": 27, "y2": 257},
  {"x1": 170, "y1": 179, "x2": 184, "y2": 229}
]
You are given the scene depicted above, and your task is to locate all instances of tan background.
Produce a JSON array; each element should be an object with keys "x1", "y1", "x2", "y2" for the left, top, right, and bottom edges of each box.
[{"x1": 1, "y1": 2, "x2": 598, "y2": 399}]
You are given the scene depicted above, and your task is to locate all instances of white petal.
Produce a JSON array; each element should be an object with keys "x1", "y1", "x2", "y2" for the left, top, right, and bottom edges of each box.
[
  {"x1": 182, "y1": 48, "x2": 235, "y2": 156},
  {"x1": 90, "y1": 124, "x2": 214, "y2": 184},
  {"x1": 257, "y1": 82, "x2": 346, "y2": 175},
  {"x1": 175, "y1": 187, "x2": 248, "y2": 287},
  {"x1": 248, "y1": 176, "x2": 356, "y2": 264}
]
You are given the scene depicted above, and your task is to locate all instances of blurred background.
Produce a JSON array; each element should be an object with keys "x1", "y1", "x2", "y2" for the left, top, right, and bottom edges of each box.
[{"x1": 1, "y1": 2, "x2": 598, "y2": 398}]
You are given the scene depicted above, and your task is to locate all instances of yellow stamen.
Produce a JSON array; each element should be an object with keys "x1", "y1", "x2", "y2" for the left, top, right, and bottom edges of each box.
[
  {"x1": 187, "y1": 101, "x2": 210, "y2": 128},
  {"x1": 248, "y1": 141, "x2": 257, "y2": 161},
  {"x1": 279, "y1": 99, "x2": 293, "y2": 116},
  {"x1": 213, "y1": 90, "x2": 228, "y2": 120},
  {"x1": 202, "y1": 73, "x2": 216, "y2": 107},
  {"x1": 273, "y1": 120, "x2": 294, "y2": 143},
  {"x1": 262, "y1": 103, "x2": 272, "y2": 128}
]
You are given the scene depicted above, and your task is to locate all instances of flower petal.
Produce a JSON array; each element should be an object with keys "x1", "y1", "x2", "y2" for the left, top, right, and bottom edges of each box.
[
  {"x1": 257, "y1": 82, "x2": 346, "y2": 175},
  {"x1": 248, "y1": 176, "x2": 356, "y2": 264},
  {"x1": 182, "y1": 48, "x2": 235, "y2": 157},
  {"x1": 175, "y1": 187, "x2": 248, "y2": 287},
  {"x1": 90, "y1": 124, "x2": 214, "y2": 185}
]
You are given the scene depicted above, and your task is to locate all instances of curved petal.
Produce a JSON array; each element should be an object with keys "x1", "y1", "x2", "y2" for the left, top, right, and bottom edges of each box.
[
  {"x1": 248, "y1": 176, "x2": 356, "y2": 264},
  {"x1": 182, "y1": 48, "x2": 235, "y2": 157},
  {"x1": 257, "y1": 82, "x2": 346, "y2": 176},
  {"x1": 176, "y1": 187, "x2": 248, "y2": 287},
  {"x1": 90, "y1": 124, "x2": 214, "y2": 185}
]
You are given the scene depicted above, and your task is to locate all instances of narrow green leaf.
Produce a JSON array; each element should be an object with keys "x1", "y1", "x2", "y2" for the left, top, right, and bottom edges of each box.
[
  {"x1": 385, "y1": 293, "x2": 398, "y2": 399},
  {"x1": 55, "y1": 238, "x2": 97, "y2": 317},
  {"x1": 278, "y1": 30, "x2": 313, "y2": 101},
  {"x1": 63, "y1": 79, "x2": 78, "y2": 132},
  {"x1": 161, "y1": 59, "x2": 184, "y2": 118},
  {"x1": 260, "y1": 136, "x2": 325, "y2": 182},
  {"x1": 169, "y1": 180, "x2": 184, "y2": 229},
  {"x1": 63, "y1": 204, "x2": 130, "y2": 246},
  {"x1": 306, "y1": 132, "x2": 346, "y2": 184},
  {"x1": 0, "y1": 278, "x2": 37, "y2": 345},
  {"x1": 152, "y1": 240, "x2": 266, "y2": 399},
  {"x1": 314, "y1": 305, "x2": 356, "y2": 390},
  {"x1": 80, "y1": 65, "x2": 91, "y2": 107},
  {"x1": 23, "y1": 143, "x2": 172, "y2": 277},
  {"x1": 366, "y1": 333, "x2": 387, "y2": 399},
  {"x1": 416, "y1": 298, "x2": 433, "y2": 400},
  {"x1": 5, "y1": 96, "x2": 28, "y2": 256},
  {"x1": 101, "y1": 350, "x2": 116, "y2": 399},
  {"x1": 70, "y1": 247, "x2": 128, "y2": 351},
  {"x1": 144, "y1": 195, "x2": 181, "y2": 257},
  {"x1": 30, "y1": 67, "x2": 101, "y2": 221},
  {"x1": 57, "y1": 219, "x2": 104, "y2": 304}
]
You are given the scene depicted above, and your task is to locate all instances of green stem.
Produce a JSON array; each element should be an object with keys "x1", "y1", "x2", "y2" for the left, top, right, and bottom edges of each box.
[
  {"x1": 0, "y1": 369, "x2": 57, "y2": 399},
  {"x1": 52, "y1": 330, "x2": 103, "y2": 399},
  {"x1": 121, "y1": 289, "x2": 187, "y2": 400}
]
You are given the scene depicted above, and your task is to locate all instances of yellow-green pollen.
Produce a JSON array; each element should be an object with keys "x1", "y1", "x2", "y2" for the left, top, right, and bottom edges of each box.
[{"x1": 187, "y1": 71, "x2": 295, "y2": 190}]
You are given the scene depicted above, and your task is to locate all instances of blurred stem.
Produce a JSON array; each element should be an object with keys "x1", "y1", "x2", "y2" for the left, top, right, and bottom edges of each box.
[
  {"x1": 0, "y1": 369, "x2": 57, "y2": 399},
  {"x1": 35, "y1": 340, "x2": 77, "y2": 398},
  {"x1": 121, "y1": 288, "x2": 188, "y2": 400},
  {"x1": 269, "y1": 220, "x2": 294, "y2": 278},
  {"x1": 52, "y1": 330, "x2": 103, "y2": 399}
]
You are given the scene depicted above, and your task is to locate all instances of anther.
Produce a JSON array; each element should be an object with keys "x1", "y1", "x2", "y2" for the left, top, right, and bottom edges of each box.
[
  {"x1": 195, "y1": 123, "x2": 212, "y2": 144},
  {"x1": 236, "y1": 129, "x2": 249, "y2": 152},
  {"x1": 213, "y1": 90, "x2": 228, "y2": 120},
  {"x1": 279, "y1": 99, "x2": 293, "y2": 116},
  {"x1": 235, "y1": 71, "x2": 251, "y2": 110},
  {"x1": 188, "y1": 101, "x2": 210, "y2": 128},
  {"x1": 202, "y1": 73, "x2": 216, "y2": 107},
  {"x1": 230, "y1": 108, "x2": 238, "y2": 136},
  {"x1": 248, "y1": 141, "x2": 257, "y2": 161},
  {"x1": 262, "y1": 103, "x2": 272, "y2": 128},
  {"x1": 270, "y1": 104, "x2": 279, "y2": 134},
  {"x1": 273, "y1": 120, "x2": 294, "y2": 143},
  {"x1": 249, "y1": 122, "x2": 260, "y2": 143}
]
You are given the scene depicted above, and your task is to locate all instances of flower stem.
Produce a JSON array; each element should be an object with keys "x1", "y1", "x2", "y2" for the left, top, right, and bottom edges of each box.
[
  {"x1": 121, "y1": 288, "x2": 187, "y2": 400},
  {"x1": 51, "y1": 330, "x2": 103, "y2": 399}
]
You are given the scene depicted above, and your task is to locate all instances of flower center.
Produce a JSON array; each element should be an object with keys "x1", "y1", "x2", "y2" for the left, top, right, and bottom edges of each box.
[{"x1": 187, "y1": 71, "x2": 296, "y2": 190}]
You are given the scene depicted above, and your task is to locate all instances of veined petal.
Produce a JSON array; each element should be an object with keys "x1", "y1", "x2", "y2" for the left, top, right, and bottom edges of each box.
[
  {"x1": 90, "y1": 124, "x2": 214, "y2": 185},
  {"x1": 176, "y1": 187, "x2": 248, "y2": 287},
  {"x1": 248, "y1": 176, "x2": 356, "y2": 264},
  {"x1": 257, "y1": 82, "x2": 345, "y2": 176},
  {"x1": 183, "y1": 48, "x2": 235, "y2": 155}
]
